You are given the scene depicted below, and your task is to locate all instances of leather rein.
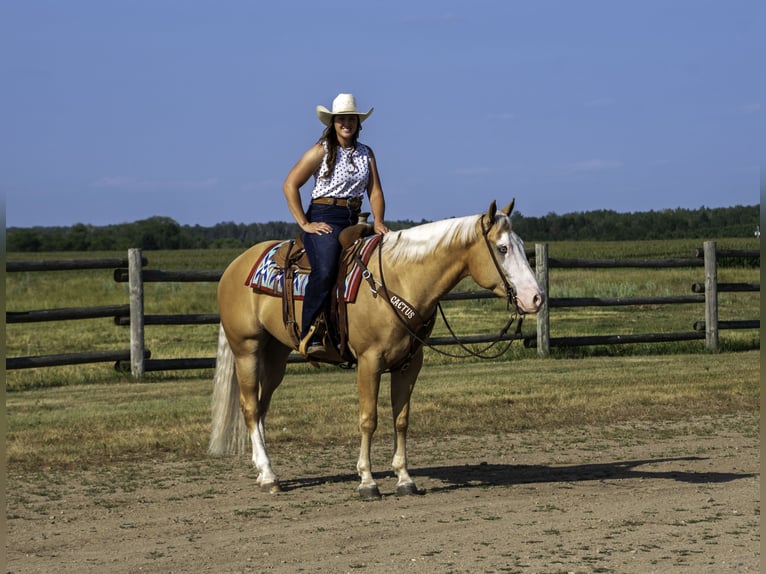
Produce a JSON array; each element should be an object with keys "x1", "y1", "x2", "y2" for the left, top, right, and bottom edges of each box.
[{"x1": 356, "y1": 214, "x2": 526, "y2": 362}]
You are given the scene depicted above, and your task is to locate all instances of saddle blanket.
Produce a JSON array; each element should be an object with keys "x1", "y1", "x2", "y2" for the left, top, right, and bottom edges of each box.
[{"x1": 245, "y1": 235, "x2": 381, "y2": 302}]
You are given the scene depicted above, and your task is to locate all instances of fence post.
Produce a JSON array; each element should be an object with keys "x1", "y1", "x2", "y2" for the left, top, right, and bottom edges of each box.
[
  {"x1": 703, "y1": 241, "x2": 719, "y2": 351},
  {"x1": 128, "y1": 248, "x2": 145, "y2": 378},
  {"x1": 535, "y1": 243, "x2": 550, "y2": 357}
]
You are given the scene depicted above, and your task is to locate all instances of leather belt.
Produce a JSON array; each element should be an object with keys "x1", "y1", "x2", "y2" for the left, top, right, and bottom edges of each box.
[{"x1": 311, "y1": 196, "x2": 362, "y2": 209}]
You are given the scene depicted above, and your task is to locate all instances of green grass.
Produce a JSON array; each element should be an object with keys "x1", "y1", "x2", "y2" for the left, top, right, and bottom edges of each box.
[
  {"x1": 541, "y1": 237, "x2": 758, "y2": 259},
  {"x1": 4, "y1": 239, "x2": 760, "y2": 391}
]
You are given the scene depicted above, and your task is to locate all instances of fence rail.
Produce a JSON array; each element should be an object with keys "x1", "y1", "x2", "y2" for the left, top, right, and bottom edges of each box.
[
  {"x1": 7, "y1": 350, "x2": 150, "y2": 370},
  {"x1": 6, "y1": 242, "x2": 759, "y2": 377},
  {"x1": 7, "y1": 304, "x2": 130, "y2": 323},
  {"x1": 6, "y1": 257, "x2": 147, "y2": 272}
]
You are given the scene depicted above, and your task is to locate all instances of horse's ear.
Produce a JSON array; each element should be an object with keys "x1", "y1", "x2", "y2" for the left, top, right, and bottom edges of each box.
[
  {"x1": 486, "y1": 200, "x2": 497, "y2": 221},
  {"x1": 501, "y1": 198, "x2": 515, "y2": 216}
]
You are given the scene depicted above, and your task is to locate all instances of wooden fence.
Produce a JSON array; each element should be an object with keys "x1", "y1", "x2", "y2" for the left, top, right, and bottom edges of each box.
[
  {"x1": 530, "y1": 242, "x2": 760, "y2": 356},
  {"x1": 5, "y1": 242, "x2": 759, "y2": 378}
]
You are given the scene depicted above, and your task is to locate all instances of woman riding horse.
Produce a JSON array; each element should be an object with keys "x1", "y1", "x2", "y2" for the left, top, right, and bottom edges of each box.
[{"x1": 282, "y1": 93, "x2": 390, "y2": 359}]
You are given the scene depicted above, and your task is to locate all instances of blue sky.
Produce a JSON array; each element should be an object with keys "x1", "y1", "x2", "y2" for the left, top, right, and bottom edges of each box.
[{"x1": 2, "y1": 0, "x2": 760, "y2": 228}]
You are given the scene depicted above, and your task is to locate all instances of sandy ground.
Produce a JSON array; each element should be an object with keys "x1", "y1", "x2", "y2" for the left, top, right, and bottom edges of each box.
[{"x1": 6, "y1": 414, "x2": 760, "y2": 573}]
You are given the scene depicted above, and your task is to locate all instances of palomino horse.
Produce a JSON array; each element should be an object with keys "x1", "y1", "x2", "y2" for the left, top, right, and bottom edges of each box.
[{"x1": 209, "y1": 200, "x2": 544, "y2": 499}]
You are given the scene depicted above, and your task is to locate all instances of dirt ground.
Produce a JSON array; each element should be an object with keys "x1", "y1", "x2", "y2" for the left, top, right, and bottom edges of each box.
[{"x1": 6, "y1": 414, "x2": 760, "y2": 574}]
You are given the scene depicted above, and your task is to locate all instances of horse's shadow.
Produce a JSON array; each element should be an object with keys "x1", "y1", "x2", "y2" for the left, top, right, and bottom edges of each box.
[{"x1": 279, "y1": 456, "x2": 756, "y2": 494}]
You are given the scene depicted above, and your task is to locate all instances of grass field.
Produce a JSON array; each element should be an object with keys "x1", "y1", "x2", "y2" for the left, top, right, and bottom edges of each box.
[
  {"x1": 5, "y1": 351, "x2": 760, "y2": 472},
  {"x1": 5, "y1": 238, "x2": 759, "y2": 391},
  {"x1": 4, "y1": 238, "x2": 760, "y2": 471}
]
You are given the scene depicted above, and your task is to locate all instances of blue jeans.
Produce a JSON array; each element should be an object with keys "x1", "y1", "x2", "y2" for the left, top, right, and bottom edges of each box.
[{"x1": 301, "y1": 204, "x2": 358, "y2": 339}]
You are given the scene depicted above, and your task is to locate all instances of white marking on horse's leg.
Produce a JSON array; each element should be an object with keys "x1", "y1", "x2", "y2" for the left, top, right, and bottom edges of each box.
[
  {"x1": 356, "y1": 433, "x2": 375, "y2": 486},
  {"x1": 391, "y1": 437, "x2": 413, "y2": 487},
  {"x1": 390, "y1": 421, "x2": 418, "y2": 496},
  {"x1": 391, "y1": 431, "x2": 417, "y2": 496},
  {"x1": 356, "y1": 433, "x2": 381, "y2": 500},
  {"x1": 251, "y1": 418, "x2": 278, "y2": 487}
]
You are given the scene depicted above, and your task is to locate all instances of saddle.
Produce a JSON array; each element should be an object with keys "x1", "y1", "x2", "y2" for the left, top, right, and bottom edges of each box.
[{"x1": 271, "y1": 218, "x2": 376, "y2": 364}]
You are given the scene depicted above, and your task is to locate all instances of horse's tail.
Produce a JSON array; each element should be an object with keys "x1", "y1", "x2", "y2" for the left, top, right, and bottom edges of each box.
[{"x1": 208, "y1": 324, "x2": 249, "y2": 456}]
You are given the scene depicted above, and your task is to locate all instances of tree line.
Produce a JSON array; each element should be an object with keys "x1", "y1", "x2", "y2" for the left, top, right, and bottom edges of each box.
[{"x1": 6, "y1": 204, "x2": 759, "y2": 252}]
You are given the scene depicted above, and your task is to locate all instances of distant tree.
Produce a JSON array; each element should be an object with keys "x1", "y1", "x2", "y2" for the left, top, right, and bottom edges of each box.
[
  {"x1": 6, "y1": 204, "x2": 760, "y2": 252},
  {"x1": 130, "y1": 217, "x2": 183, "y2": 250},
  {"x1": 7, "y1": 228, "x2": 42, "y2": 252},
  {"x1": 62, "y1": 223, "x2": 91, "y2": 251}
]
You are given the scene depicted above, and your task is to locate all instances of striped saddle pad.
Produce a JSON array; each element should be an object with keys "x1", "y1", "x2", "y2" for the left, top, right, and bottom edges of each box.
[{"x1": 245, "y1": 234, "x2": 381, "y2": 302}]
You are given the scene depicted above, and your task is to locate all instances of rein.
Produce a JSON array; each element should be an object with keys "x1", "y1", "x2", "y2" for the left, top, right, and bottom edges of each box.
[
  {"x1": 358, "y1": 216, "x2": 526, "y2": 362},
  {"x1": 435, "y1": 301, "x2": 524, "y2": 360}
]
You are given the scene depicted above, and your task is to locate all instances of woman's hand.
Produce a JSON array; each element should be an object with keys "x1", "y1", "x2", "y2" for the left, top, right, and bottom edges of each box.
[
  {"x1": 373, "y1": 221, "x2": 390, "y2": 234},
  {"x1": 302, "y1": 221, "x2": 333, "y2": 235}
]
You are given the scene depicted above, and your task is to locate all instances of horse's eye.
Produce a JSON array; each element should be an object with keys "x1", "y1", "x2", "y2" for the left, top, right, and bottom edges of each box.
[{"x1": 498, "y1": 245, "x2": 508, "y2": 255}]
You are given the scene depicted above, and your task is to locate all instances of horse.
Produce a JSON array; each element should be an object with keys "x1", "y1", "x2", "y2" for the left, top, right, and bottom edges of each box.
[{"x1": 209, "y1": 199, "x2": 544, "y2": 500}]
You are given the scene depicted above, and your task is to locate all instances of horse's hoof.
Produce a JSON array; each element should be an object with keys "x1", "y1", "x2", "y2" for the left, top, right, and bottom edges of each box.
[
  {"x1": 395, "y1": 482, "x2": 418, "y2": 496},
  {"x1": 260, "y1": 481, "x2": 282, "y2": 494},
  {"x1": 358, "y1": 485, "x2": 382, "y2": 501}
]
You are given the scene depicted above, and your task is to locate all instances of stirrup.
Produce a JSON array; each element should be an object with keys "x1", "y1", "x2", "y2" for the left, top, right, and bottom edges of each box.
[{"x1": 298, "y1": 325, "x2": 324, "y2": 358}]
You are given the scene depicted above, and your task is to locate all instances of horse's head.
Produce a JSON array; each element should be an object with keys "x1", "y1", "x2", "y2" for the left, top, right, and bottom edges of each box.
[{"x1": 472, "y1": 200, "x2": 544, "y2": 314}]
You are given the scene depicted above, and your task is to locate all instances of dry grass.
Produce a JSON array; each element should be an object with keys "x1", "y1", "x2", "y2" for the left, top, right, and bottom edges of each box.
[{"x1": 5, "y1": 350, "x2": 759, "y2": 472}]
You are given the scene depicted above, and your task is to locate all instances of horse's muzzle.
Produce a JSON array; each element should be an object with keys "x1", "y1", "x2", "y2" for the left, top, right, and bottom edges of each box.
[{"x1": 515, "y1": 290, "x2": 544, "y2": 314}]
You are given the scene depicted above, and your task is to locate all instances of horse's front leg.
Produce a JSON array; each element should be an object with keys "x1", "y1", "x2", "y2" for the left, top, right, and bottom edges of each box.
[
  {"x1": 355, "y1": 357, "x2": 383, "y2": 500},
  {"x1": 390, "y1": 349, "x2": 423, "y2": 496}
]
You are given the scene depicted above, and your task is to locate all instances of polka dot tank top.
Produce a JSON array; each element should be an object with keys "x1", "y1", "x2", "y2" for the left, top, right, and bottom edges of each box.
[{"x1": 311, "y1": 141, "x2": 371, "y2": 200}]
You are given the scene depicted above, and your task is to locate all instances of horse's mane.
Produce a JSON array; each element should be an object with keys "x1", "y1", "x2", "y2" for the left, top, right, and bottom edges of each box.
[{"x1": 380, "y1": 214, "x2": 480, "y2": 264}]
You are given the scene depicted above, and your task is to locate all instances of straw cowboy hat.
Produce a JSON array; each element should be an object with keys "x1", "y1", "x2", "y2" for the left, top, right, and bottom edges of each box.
[{"x1": 316, "y1": 93, "x2": 374, "y2": 126}]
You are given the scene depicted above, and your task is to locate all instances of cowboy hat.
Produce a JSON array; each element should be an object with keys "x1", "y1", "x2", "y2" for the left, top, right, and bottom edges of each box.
[{"x1": 316, "y1": 93, "x2": 374, "y2": 126}]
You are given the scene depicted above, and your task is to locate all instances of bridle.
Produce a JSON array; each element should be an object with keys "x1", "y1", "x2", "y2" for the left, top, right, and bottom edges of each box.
[
  {"x1": 479, "y1": 212, "x2": 519, "y2": 311},
  {"x1": 370, "y1": 213, "x2": 526, "y2": 362}
]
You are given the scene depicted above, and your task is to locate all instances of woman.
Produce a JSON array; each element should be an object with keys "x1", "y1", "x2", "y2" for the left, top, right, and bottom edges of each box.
[{"x1": 283, "y1": 93, "x2": 390, "y2": 358}]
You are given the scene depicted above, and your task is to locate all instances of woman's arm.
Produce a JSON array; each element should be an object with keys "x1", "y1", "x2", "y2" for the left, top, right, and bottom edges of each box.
[
  {"x1": 283, "y1": 144, "x2": 332, "y2": 235},
  {"x1": 366, "y1": 147, "x2": 390, "y2": 234}
]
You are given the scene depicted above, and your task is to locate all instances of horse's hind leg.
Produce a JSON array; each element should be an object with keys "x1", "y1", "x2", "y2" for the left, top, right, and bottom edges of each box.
[
  {"x1": 234, "y1": 337, "x2": 290, "y2": 493},
  {"x1": 389, "y1": 349, "x2": 423, "y2": 496}
]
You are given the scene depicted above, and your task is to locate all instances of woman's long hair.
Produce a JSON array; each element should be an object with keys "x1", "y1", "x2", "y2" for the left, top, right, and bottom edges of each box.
[{"x1": 317, "y1": 116, "x2": 361, "y2": 179}]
